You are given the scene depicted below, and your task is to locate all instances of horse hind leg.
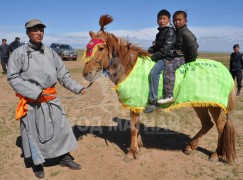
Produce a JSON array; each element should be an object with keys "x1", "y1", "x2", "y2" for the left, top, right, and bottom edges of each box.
[
  {"x1": 208, "y1": 107, "x2": 224, "y2": 162},
  {"x1": 184, "y1": 107, "x2": 214, "y2": 155},
  {"x1": 209, "y1": 107, "x2": 236, "y2": 164},
  {"x1": 124, "y1": 111, "x2": 142, "y2": 162}
]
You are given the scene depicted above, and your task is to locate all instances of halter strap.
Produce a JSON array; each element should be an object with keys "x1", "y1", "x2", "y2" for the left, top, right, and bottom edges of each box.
[{"x1": 82, "y1": 38, "x2": 115, "y2": 76}]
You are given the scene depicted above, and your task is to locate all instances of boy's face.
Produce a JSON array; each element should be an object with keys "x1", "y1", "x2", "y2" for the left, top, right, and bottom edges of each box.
[
  {"x1": 173, "y1": 14, "x2": 187, "y2": 29},
  {"x1": 157, "y1": 15, "x2": 170, "y2": 28}
]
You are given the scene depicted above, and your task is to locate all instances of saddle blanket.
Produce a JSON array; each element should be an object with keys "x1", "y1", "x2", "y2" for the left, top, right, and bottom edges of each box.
[{"x1": 113, "y1": 57, "x2": 234, "y2": 113}]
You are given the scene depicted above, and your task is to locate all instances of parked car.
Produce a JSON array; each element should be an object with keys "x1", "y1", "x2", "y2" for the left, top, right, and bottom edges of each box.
[
  {"x1": 20, "y1": 41, "x2": 28, "y2": 46},
  {"x1": 50, "y1": 43, "x2": 78, "y2": 60}
]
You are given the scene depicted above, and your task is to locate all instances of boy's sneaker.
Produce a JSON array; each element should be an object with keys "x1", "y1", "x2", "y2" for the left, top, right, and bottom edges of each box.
[
  {"x1": 143, "y1": 104, "x2": 157, "y2": 113},
  {"x1": 144, "y1": 99, "x2": 157, "y2": 113},
  {"x1": 157, "y1": 93, "x2": 174, "y2": 104}
]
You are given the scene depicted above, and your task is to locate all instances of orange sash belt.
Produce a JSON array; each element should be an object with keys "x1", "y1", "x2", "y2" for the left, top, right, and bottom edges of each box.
[{"x1": 16, "y1": 87, "x2": 57, "y2": 120}]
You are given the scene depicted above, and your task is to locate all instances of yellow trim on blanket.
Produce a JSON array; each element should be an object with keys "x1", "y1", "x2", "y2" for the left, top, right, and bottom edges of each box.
[
  {"x1": 120, "y1": 103, "x2": 145, "y2": 113},
  {"x1": 164, "y1": 102, "x2": 227, "y2": 114},
  {"x1": 119, "y1": 101, "x2": 227, "y2": 114}
]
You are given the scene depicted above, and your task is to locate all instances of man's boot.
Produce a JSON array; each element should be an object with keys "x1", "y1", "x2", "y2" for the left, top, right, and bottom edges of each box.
[
  {"x1": 60, "y1": 153, "x2": 81, "y2": 170},
  {"x1": 236, "y1": 88, "x2": 241, "y2": 96},
  {"x1": 32, "y1": 164, "x2": 45, "y2": 179}
]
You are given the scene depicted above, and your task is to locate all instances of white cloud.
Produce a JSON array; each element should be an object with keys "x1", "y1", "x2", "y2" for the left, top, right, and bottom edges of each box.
[
  {"x1": 1, "y1": 25, "x2": 242, "y2": 52},
  {"x1": 190, "y1": 26, "x2": 243, "y2": 52}
]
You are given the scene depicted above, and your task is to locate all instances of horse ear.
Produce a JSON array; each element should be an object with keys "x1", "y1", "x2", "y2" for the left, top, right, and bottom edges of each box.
[{"x1": 89, "y1": 31, "x2": 95, "y2": 38}]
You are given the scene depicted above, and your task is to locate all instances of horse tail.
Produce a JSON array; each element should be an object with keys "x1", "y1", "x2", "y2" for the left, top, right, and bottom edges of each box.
[
  {"x1": 99, "y1": 14, "x2": 113, "y2": 31},
  {"x1": 226, "y1": 84, "x2": 236, "y2": 114},
  {"x1": 218, "y1": 85, "x2": 236, "y2": 164}
]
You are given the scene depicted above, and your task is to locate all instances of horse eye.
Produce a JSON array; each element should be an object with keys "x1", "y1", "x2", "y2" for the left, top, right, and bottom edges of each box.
[{"x1": 98, "y1": 47, "x2": 104, "y2": 51}]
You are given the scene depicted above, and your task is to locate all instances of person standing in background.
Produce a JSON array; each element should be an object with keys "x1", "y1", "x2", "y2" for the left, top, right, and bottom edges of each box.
[
  {"x1": 9, "y1": 37, "x2": 21, "y2": 52},
  {"x1": 0, "y1": 39, "x2": 10, "y2": 74},
  {"x1": 229, "y1": 44, "x2": 243, "y2": 96}
]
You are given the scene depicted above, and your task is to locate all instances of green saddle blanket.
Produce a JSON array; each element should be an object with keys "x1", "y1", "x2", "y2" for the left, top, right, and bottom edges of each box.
[{"x1": 113, "y1": 57, "x2": 234, "y2": 113}]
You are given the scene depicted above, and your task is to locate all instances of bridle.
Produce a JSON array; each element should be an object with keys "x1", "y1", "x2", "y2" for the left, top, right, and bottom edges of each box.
[{"x1": 83, "y1": 41, "x2": 115, "y2": 89}]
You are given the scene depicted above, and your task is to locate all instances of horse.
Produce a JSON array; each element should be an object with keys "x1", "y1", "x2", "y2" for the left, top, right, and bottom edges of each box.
[{"x1": 82, "y1": 15, "x2": 236, "y2": 164}]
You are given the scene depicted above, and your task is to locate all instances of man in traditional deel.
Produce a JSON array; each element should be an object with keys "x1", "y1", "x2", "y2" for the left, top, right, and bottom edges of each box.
[{"x1": 7, "y1": 19, "x2": 86, "y2": 178}]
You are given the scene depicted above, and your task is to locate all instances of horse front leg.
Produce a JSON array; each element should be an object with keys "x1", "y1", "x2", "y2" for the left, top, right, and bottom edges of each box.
[{"x1": 124, "y1": 111, "x2": 142, "y2": 162}]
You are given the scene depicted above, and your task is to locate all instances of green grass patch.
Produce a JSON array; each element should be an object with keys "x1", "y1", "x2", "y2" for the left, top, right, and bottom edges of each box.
[{"x1": 49, "y1": 170, "x2": 62, "y2": 177}]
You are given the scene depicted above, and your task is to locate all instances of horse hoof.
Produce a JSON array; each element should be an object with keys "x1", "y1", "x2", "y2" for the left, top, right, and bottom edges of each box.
[
  {"x1": 123, "y1": 155, "x2": 134, "y2": 163},
  {"x1": 183, "y1": 147, "x2": 193, "y2": 155},
  {"x1": 123, "y1": 151, "x2": 135, "y2": 163},
  {"x1": 209, "y1": 156, "x2": 219, "y2": 162},
  {"x1": 133, "y1": 152, "x2": 141, "y2": 160},
  {"x1": 183, "y1": 150, "x2": 192, "y2": 155}
]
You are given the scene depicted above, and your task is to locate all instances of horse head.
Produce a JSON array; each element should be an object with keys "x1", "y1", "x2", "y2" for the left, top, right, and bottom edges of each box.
[
  {"x1": 82, "y1": 15, "x2": 115, "y2": 82},
  {"x1": 82, "y1": 14, "x2": 150, "y2": 84}
]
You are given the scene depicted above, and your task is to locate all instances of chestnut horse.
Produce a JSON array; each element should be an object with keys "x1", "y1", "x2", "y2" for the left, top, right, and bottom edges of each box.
[{"x1": 82, "y1": 15, "x2": 236, "y2": 164}]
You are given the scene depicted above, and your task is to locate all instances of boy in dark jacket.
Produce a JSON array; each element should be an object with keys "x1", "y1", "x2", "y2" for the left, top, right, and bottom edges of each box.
[
  {"x1": 229, "y1": 44, "x2": 243, "y2": 96},
  {"x1": 158, "y1": 10, "x2": 199, "y2": 104},
  {"x1": 9, "y1": 37, "x2": 21, "y2": 52},
  {"x1": 144, "y1": 9, "x2": 176, "y2": 113}
]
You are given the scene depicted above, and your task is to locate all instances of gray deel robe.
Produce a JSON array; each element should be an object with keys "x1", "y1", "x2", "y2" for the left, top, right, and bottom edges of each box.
[{"x1": 7, "y1": 43, "x2": 83, "y2": 165}]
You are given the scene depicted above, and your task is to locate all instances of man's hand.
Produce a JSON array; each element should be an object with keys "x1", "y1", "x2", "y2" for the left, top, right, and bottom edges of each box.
[{"x1": 80, "y1": 88, "x2": 86, "y2": 95}]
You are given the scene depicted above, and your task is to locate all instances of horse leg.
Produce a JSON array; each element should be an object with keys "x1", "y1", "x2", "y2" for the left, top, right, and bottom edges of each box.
[
  {"x1": 184, "y1": 107, "x2": 214, "y2": 155},
  {"x1": 208, "y1": 107, "x2": 224, "y2": 162},
  {"x1": 124, "y1": 111, "x2": 142, "y2": 162},
  {"x1": 209, "y1": 107, "x2": 236, "y2": 164}
]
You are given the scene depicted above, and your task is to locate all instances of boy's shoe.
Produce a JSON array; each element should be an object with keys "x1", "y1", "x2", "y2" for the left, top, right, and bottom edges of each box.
[
  {"x1": 144, "y1": 99, "x2": 157, "y2": 113},
  {"x1": 143, "y1": 104, "x2": 157, "y2": 113},
  {"x1": 157, "y1": 93, "x2": 174, "y2": 104}
]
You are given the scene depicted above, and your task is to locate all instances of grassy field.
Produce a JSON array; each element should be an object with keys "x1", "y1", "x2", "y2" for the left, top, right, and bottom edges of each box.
[
  {"x1": 0, "y1": 51, "x2": 242, "y2": 180},
  {"x1": 76, "y1": 49, "x2": 231, "y2": 66}
]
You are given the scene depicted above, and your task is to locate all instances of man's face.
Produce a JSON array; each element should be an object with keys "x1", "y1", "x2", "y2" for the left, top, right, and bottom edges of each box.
[
  {"x1": 173, "y1": 14, "x2": 187, "y2": 29},
  {"x1": 2, "y1": 40, "x2": 6, "y2": 45},
  {"x1": 157, "y1": 15, "x2": 170, "y2": 28},
  {"x1": 27, "y1": 25, "x2": 44, "y2": 43},
  {"x1": 234, "y1": 47, "x2": 239, "y2": 53}
]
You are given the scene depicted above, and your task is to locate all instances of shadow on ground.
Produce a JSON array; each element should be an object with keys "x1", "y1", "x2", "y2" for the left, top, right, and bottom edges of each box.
[
  {"x1": 14, "y1": 116, "x2": 213, "y2": 168},
  {"x1": 73, "y1": 117, "x2": 213, "y2": 156}
]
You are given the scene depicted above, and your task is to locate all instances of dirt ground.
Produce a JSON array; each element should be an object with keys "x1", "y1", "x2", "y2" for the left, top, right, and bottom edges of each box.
[{"x1": 0, "y1": 58, "x2": 243, "y2": 180}]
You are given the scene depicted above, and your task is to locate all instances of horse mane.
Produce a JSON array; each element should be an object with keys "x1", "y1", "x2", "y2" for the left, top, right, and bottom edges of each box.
[
  {"x1": 99, "y1": 14, "x2": 149, "y2": 57},
  {"x1": 106, "y1": 32, "x2": 150, "y2": 59},
  {"x1": 98, "y1": 14, "x2": 150, "y2": 81},
  {"x1": 99, "y1": 14, "x2": 113, "y2": 31}
]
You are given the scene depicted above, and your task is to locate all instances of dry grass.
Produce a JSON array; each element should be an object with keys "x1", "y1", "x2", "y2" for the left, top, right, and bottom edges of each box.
[{"x1": 0, "y1": 52, "x2": 242, "y2": 179}]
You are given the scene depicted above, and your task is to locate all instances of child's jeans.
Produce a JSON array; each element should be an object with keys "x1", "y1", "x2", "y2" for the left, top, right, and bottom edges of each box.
[{"x1": 148, "y1": 59, "x2": 165, "y2": 101}]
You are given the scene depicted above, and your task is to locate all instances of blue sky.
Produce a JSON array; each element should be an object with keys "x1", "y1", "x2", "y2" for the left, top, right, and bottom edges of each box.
[{"x1": 1, "y1": 0, "x2": 243, "y2": 52}]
